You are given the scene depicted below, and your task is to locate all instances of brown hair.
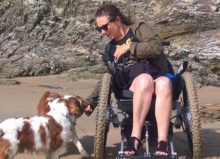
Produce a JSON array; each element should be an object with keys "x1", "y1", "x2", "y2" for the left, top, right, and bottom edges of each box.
[{"x1": 95, "y1": 4, "x2": 133, "y2": 26}]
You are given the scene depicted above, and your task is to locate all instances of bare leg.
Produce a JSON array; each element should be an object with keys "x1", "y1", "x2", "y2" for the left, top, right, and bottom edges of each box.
[
  {"x1": 154, "y1": 76, "x2": 172, "y2": 156},
  {"x1": 124, "y1": 73, "x2": 154, "y2": 156}
]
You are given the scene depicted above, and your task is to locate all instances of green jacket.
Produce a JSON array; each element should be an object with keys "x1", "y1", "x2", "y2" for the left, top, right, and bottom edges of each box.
[{"x1": 85, "y1": 21, "x2": 170, "y2": 115}]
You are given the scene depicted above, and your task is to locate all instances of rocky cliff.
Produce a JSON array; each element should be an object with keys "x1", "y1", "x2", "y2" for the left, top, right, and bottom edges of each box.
[{"x1": 0, "y1": 0, "x2": 219, "y2": 87}]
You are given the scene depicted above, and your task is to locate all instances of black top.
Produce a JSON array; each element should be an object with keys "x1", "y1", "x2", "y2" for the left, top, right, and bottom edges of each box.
[{"x1": 102, "y1": 28, "x2": 139, "y2": 69}]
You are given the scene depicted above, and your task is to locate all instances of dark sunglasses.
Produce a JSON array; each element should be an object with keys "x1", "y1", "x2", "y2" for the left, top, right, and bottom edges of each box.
[{"x1": 95, "y1": 19, "x2": 114, "y2": 32}]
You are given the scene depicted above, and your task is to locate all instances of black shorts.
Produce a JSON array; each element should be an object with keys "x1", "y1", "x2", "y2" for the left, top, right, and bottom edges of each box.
[{"x1": 114, "y1": 63, "x2": 161, "y2": 89}]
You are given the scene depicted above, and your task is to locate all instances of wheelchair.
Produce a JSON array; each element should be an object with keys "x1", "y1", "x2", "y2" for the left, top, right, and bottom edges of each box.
[{"x1": 94, "y1": 56, "x2": 202, "y2": 159}]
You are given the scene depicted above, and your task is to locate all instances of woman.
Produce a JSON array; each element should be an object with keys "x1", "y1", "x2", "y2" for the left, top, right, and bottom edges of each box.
[{"x1": 84, "y1": 4, "x2": 173, "y2": 157}]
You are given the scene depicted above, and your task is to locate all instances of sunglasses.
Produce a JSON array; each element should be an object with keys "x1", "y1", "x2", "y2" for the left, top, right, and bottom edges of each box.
[{"x1": 95, "y1": 19, "x2": 114, "y2": 32}]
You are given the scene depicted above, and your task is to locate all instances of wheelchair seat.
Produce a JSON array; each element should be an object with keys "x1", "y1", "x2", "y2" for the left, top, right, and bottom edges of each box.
[{"x1": 114, "y1": 89, "x2": 133, "y2": 100}]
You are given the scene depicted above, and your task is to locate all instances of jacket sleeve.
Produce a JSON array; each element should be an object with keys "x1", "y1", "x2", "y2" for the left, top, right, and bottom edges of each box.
[
  {"x1": 130, "y1": 22, "x2": 164, "y2": 59},
  {"x1": 84, "y1": 80, "x2": 101, "y2": 116}
]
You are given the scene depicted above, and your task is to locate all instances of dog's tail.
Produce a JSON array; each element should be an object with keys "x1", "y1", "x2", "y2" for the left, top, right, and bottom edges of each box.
[
  {"x1": 37, "y1": 91, "x2": 51, "y2": 115},
  {"x1": 37, "y1": 91, "x2": 62, "y2": 115}
]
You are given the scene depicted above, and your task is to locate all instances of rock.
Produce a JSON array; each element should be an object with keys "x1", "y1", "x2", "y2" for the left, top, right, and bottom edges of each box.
[
  {"x1": 0, "y1": 78, "x2": 20, "y2": 85},
  {"x1": 0, "y1": 0, "x2": 219, "y2": 87},
  {"x1": 201, "y1": 103, "x2": 220, "y2": 122}
]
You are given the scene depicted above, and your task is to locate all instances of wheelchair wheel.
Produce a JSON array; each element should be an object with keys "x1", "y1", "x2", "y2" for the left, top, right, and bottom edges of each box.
[
  {"x1": 181, "y1": 72, "x2": 202, "y2": 158},
  {"x1": 94, "y1": 73, "x2": 112, "y2": 159}
]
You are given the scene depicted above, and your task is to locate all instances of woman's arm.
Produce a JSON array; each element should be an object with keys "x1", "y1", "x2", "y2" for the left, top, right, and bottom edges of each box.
[
  {"x1": 130, "y1": 22, "x2": 164, "y2": 59},
  {"x1": 84, "y1": 80, "x2": 101, "y2": 116}
]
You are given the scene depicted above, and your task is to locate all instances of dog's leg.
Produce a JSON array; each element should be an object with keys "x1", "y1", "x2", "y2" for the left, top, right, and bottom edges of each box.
[
  {"x1": 71, "y1": 127, "x2": 90, "y2": 158},
  {"x1": 46, "y1": 150, "x2": 59, "y2": 159},
  {"x1": 46, "y1": 150, "x2": 52, "y2": 159}
]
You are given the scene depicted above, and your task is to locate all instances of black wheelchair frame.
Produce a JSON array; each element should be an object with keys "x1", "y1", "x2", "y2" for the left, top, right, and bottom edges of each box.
[{"x1": 94, "y1": 61, "x2": 202, "y2": 159}]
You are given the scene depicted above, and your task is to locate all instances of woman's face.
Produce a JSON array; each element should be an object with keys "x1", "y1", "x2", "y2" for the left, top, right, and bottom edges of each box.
[{"x1": 96, "y1": 16, "x2": 121, "y2": 40}]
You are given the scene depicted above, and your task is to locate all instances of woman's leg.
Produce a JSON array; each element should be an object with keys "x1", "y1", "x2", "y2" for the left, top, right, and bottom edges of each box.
[
  {"x1": 154, "y1": 76, "x2": 172, "y2": 156},
  {"x1": 124, "y1": 73, "x2": 154, "y2": 156}
]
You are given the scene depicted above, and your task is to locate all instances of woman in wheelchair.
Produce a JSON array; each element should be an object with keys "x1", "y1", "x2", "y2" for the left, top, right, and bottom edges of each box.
[{"x1": 84, "y1": 4, "x2": 174, "y2": 157}]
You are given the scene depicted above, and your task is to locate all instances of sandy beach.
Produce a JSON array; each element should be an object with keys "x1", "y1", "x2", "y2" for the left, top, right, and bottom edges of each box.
[{"x1": 0, "y1": 75, "x2": 220, "y2": 159}]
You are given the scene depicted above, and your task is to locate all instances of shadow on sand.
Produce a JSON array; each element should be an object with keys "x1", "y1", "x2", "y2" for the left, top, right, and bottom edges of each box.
[
  {"x1": 170, "y1": 128, "x2": 220, "y2": 158},
  {"x1": 60, "y1": 135, "x2": 94, "y2": 158},
  {"x1": 59, "y1": 128, "x2": 220, "y2": 159}
]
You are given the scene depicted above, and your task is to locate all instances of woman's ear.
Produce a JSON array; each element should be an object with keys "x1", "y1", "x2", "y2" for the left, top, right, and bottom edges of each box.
[{"x1": 114, "y1": 16, "x2": 123, "y2": 28}]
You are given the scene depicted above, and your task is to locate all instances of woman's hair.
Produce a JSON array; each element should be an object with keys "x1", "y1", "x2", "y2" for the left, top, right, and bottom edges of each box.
[{"x1": 95, "y1": 4, "x2": 133, "y2": 26}]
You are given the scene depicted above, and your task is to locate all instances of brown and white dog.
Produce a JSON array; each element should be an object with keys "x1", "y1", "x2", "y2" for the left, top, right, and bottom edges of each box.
[{"x1": 0, "y1": 91, "x2": 90, "y2": 159}]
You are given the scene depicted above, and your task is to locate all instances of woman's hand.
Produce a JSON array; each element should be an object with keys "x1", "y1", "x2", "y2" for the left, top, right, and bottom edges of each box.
[{"x1": 114, "y1": 43, "x2": 130, "y2": 60}]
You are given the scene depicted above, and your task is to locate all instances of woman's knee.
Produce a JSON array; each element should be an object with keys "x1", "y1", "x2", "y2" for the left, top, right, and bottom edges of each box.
[
  {"x1": 155, "y1": 76, "x2": 172, "y2": 95},
  {"x1": 131, "y1": 74, "x2": 154, "y2": 92}
]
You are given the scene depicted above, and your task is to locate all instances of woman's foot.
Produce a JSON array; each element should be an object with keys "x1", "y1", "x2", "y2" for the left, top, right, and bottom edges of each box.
[
  {"x1": 123, "y1": 136, "x2": 140, "y2": 156},
  {"x1": 153, "y1": 140, "x2": 169, "y2": 156}
]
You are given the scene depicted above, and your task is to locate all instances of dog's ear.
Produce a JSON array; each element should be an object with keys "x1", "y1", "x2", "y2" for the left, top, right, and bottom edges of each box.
[
  {"x1": 66, "y1": 97, "x2": 83, "y2": 118},
  {"x1": 75, "y1": 96, "x2": 88, "y2": 110}
]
